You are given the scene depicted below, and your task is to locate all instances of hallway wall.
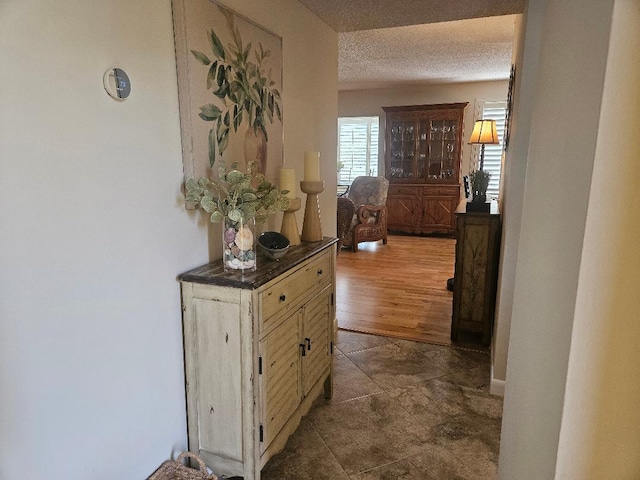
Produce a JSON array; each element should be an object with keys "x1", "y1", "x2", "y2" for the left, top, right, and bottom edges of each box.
[
  {"x1": 0, "y1": 1, "x2": 337, "y2": 478},
  {"x1": 498, "y1": 0, "x2": 621, "y2": 477}
]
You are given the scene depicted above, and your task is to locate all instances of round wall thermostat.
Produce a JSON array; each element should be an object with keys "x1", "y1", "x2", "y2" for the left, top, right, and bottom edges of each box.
[{"x1": 103, "y1": 67, "x2": 131, "y2": 100}]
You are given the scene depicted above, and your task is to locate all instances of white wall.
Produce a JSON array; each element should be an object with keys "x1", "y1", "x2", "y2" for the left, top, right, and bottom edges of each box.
[
  {"x1": 0, "y1": 0, "x2": 337, "y2": 478},
  {"x1": 490, "y1": 6, "x2": 541, "y2": 394},
  {"x1": 555, "y1": 0, "x2": 640, "y2": 477},
  {"x1": 498, "y1": 0, "x2": 617, "y2": 478},
  {"x1": 339, "y1": 81, "x2": 509, "y2": 184}
]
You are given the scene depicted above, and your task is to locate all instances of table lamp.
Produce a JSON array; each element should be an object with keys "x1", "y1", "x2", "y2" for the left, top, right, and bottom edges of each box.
[
  {"x1": 468, "y1": 119, "x2": 500, "y2": 171},
  {"x1": 467, "y1": 119, "x2": 499, "y2": 211}
]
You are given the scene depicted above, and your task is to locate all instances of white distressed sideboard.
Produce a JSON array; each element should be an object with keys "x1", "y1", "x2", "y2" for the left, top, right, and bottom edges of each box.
[{"x1": 178, "y1": 238, "x2": 337, "y2": 480}]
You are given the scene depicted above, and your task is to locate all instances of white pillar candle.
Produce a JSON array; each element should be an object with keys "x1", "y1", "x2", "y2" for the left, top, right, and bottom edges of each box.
[
  {"x1": 303, "y1": 151, "x2": 321, "y2": 182},
  {"x1": 279, "y1": 167, "x2": 297, "y2": 199}
]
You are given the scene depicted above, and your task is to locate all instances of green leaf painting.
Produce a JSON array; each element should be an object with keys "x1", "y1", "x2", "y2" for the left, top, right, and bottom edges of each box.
[
  {"x1": 191, "y1": 50, "x2": 211, "y2": 65},
  {"x1": 190, "y1": 5, "x2": 282, "y2": 167},
  {"x1": 208, "y1": 128, "x2": 216, "y2": 167},
  {"x1": 199, "y1": 104, "x2": 222, "y2": 121},
  {"x1": 209, "y1": 29, "x2": 226, "y2": 61}
]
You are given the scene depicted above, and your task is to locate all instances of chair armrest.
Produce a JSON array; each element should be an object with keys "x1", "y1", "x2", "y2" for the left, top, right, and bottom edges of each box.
[{"x1": 356, "y1": 205, "x2": 387, "y2": 224}]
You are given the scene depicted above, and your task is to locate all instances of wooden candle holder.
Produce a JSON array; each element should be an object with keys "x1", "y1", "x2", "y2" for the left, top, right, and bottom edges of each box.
[
  {"x1": 280, "y1": 197, "x2": 302, "y2": 246},
  {"x1": 300, "y1": 180, "x2": 324, "y2": 242}
]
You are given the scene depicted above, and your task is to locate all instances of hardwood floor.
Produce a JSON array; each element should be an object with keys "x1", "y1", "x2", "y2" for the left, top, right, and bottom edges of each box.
[{"x1": 336, "y1": 234, "x2": 457, "y2": 346}]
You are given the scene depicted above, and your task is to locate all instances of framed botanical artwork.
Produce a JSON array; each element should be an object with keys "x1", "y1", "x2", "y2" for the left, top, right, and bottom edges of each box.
[
  {"x1": 172, "y1": 0, "x2": 283, "y2": 191},
  {"x1": 504, "y1": 64, "x2": 516, "y2": 151}
]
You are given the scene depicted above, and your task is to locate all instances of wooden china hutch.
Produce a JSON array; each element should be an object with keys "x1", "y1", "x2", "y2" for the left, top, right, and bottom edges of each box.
[{"x1": 383, "y1": 103, "x2": 467, "y2": 236}]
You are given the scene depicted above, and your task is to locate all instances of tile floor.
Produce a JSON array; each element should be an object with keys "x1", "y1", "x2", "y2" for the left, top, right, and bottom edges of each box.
[{"x1": 254, "y1": 330, "x2": 503, "y2": 480}]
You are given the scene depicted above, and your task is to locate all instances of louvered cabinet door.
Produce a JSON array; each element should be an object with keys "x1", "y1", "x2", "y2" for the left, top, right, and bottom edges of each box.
[
  {"x1": 301, "y1": 288, "x2": 331, "y2": 397},
  {"x1": 258, "y1": 313, "x2": 302, "y2": 454}
]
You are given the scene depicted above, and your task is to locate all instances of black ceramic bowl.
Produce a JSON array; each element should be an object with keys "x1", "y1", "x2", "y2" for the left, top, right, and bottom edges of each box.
[{"x1": 258, "y1": 231, "x2": 291, "y2": 260}]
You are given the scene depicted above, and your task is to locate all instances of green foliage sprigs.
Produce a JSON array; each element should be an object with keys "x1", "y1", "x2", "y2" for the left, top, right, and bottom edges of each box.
[
  {"x1": 190, "y1": 7, "x2": 282, "y2": 166},
  {"x1": 470, "y1": 169, "x2": 491, "y2": 201},
  {"x1": 185, "y1": 161, "x2": 289, "y2": 225}
]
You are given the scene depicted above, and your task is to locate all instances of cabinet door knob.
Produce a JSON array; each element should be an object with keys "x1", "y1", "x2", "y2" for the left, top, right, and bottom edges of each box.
[
  {"x1": 299, "y1": 344, "x2": 306, "y2": 357},
  {"x1": 317, "y1": 269, "x2": 323, "y2": 275},
  {"x1": 279, "y1": 294, "x2": 286, "y2": 302},
  {"x1": 305, "y1": 337, "x2": 312, "y2": 350}
]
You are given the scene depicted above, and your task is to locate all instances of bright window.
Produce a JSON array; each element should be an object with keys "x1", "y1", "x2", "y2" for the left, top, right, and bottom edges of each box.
[
  {"x1": 473, "y1": 101, "x2": 507, "y2": 198},
  {"x1": 337, "y1": 117, "x2": 379, "y2": 188}
]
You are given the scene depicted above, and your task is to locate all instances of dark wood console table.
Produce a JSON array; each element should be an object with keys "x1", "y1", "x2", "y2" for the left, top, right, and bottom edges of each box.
[{"x1": 451, "y1": 201, "x2": 501, "y2": 346}]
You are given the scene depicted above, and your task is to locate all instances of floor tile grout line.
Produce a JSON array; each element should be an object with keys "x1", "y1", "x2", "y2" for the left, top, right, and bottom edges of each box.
[
  {"x1": 337, "y1": 339, "x2": 490, "y2": 360},
  {"x1": 305, "y1": 416, "x2": 352, "y2": 479},
  {"x1": 330, "y1": 390, "x2": 386, "y2": 404},
  {"x1": 340, "y1": 343, "x2": 454, "y2": 396},
  {"x1": 330, "y1": 352, "x2": 451, "y2": 474},
  {"x1": 336, "y1": 347, "x2": 452, "y2": 439},
  {"x1": 335, "y1": 351, "x2": 394, "y2": 405},
  {"x1": 336, "y1": 340, "x2": 503, "y2": 450},
  {"x1": 338, "y1": 337, "x2": 495, "y2": 402},
  {"x1": 337, "y1": 327, "x2": 491, "y2": 355},
  {"x1": 349, "y1": 453, "x2": 418, "y2": 477},
  {"x1": 309, "y1": 392, "x2": 438, "y2": 479},
  {"x1": 334, "y1": 342, "x2": 394, "y2": 356}
]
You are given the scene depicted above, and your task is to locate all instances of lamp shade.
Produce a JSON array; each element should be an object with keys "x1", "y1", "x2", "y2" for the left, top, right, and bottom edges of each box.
[{"x1": 468, "y1": 119, "x2": 500, "y2": 145}]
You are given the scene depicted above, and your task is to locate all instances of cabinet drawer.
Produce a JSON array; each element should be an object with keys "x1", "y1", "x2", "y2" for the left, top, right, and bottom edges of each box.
[
  {"x1": 388, "y1": 184, "x2": 421, "y2": 196},
  {"x1": 259, "y1": 251, "x2": 332, "y2": 331},
  {"x1": 424, "y1": 185, "x2": 459, "y2": 196}
]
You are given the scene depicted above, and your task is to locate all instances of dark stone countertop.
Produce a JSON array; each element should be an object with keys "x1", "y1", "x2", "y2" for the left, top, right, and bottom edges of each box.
[{"x1": 177, "y1": 237, "x2": 337, "y2": 290}]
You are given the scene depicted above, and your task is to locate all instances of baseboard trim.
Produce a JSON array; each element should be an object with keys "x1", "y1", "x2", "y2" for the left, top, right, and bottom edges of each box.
[{"x1": 490, "y1": 377, "x2": 505, "y2": 397}]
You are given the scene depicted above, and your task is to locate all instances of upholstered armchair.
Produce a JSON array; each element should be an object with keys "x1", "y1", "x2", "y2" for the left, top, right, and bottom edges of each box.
[
  {"x1": 336, "y1": 196, "x2": 356, "y2": 255},
  {"x1": 341, "y1": 176, "x2": 389, "y2": 252}
]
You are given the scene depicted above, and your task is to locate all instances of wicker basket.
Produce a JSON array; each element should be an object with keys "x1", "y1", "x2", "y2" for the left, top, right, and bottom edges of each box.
[{"x1": 148, "y1": 452, "x2": 218, "y2": 480}]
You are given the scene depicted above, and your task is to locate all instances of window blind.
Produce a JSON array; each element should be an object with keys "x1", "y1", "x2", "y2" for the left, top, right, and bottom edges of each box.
[
  {"x1": 474, "y1": 101, "x2": 507, "y2": 198},
  {"x1": 337, "y1": 117, "x2": 379, "y2": 185}
]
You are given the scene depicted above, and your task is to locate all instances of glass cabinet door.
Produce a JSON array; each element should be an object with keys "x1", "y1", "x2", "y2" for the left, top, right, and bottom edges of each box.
[
  {"x1": 417, "y1": 119, "x2": 458, "y2": 181},
  {"x1": 384, "y1": 103, "x2": 466, "y2": 186},
  {"x1": 388, "y1": 120, "x2": 416, "y2": 179}
]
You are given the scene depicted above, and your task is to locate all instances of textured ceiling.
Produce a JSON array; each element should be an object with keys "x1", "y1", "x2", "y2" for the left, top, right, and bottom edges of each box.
[
  {"x1": 339, "y1": 15, "x2": 518, "y2": 90},
  {"x1": 297, "y1": 0, "x2": 524, "y2": 32},
  {"x1": 298, "y1": 0, "x2": 523, "y2": 90}
]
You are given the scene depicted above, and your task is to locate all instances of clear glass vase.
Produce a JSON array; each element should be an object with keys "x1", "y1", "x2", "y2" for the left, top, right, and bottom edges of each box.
[{"x1": 222, "y1": 216, "x2": 257, "y2": 273}]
